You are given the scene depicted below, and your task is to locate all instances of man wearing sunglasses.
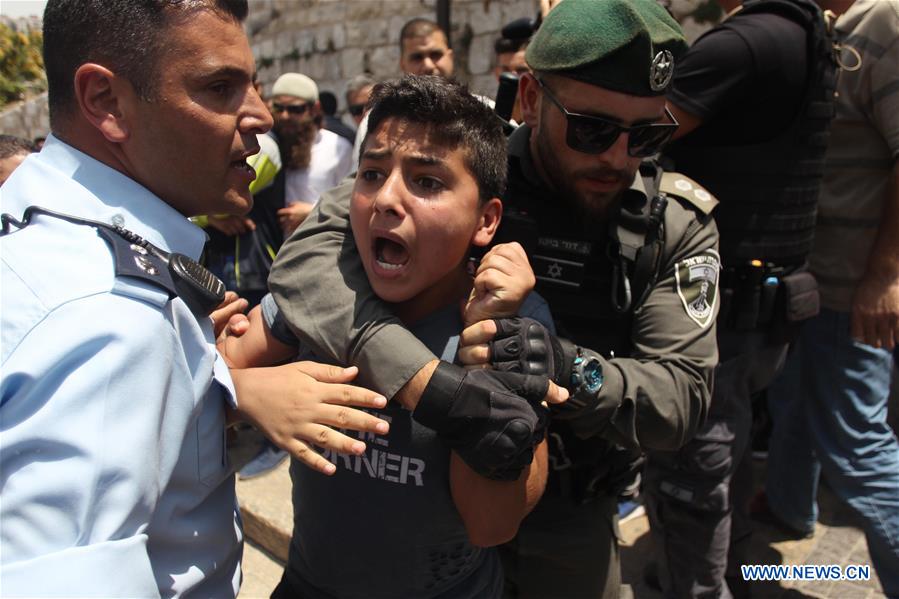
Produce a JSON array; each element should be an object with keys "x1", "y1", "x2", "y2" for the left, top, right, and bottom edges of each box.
[{"x1": 265, "y1": 1, "x2": 719, "y2": 596}]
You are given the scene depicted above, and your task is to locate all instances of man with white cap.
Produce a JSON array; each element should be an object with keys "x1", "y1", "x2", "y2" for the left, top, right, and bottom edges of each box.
[{"x1": 270, "y1": 72, "x2": 353, "y2": 235}]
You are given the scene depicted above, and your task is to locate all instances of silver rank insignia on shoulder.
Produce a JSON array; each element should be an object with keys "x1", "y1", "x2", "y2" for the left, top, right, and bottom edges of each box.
[
  {"x1": 650, "y1": 50, "x2": 674, "y2": 92},
  {"x1": 675, "y1": 249, "x2": 721, "y2": 329},
  {"x1": 131, "y1": 244, "x2": 160, "y2": 276}
]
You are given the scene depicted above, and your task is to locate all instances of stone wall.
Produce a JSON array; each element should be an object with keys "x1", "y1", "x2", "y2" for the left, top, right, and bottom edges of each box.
[
  {"x1": 248, "y1": 0, "x2": 537, "y2": 113},
  {"x1": 0, "y1": 0, "x2": 718, "y2": 137},
  {"x1": 0, "y1": 92, "x2": 48, "y2": 141},
  {"x1": 247, "y1": 0, "x2": 718, "y2": 119}
]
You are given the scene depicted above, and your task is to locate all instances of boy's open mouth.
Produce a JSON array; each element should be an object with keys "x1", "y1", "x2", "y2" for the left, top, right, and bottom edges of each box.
[{"x1": 374, "y1": 236, "x2": 410, "y2": 271}]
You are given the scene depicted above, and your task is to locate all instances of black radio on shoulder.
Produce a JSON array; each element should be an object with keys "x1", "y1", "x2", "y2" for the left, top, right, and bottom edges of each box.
[{"x1": 1, "y1": 206, "x2": 225, "y2": 316}]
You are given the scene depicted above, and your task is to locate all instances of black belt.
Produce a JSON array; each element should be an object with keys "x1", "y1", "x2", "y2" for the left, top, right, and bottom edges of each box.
[{"x1": 719, "y1": 262, "x2": 797, "y2": 331}]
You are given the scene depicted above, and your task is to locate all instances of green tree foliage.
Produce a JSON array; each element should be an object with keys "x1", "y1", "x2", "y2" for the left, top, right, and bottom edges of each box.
[{"x1": 0, "y1": 22, "x2": 46, "y2": 108}]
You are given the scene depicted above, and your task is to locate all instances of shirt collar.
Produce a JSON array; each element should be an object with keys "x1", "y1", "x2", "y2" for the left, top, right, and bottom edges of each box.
[{"x1": 27, "y1": 135, "x2": 207, "y2": 259}]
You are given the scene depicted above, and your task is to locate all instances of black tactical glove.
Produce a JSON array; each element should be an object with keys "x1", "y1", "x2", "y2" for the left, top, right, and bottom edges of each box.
[
  {"x1": 488, "y1": 317, "x2": 575, "y2": 385},
  {"x1": 488, "y1": 317, "x2": 605, "y2": 418},
  {"x1": 413, "y1": 361, "x2": 550, "y2": 481}
]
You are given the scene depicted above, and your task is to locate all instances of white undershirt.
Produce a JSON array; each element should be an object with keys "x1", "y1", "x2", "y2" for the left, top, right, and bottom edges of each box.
[{"x1": 285, "y1": 128, "x2": 354, "y2": 206}]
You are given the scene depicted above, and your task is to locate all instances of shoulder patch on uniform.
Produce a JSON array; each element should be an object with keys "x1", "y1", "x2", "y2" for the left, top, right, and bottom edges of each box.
[
  {"x1": 674, "y1": 249, "x2": 720, "y2": 329},
  {"x1": 96, "y1": 227, "x2": 178, "y2": 302},
  {"x1": 660, "y1": 172, "x2": 718, "y2": 215}
]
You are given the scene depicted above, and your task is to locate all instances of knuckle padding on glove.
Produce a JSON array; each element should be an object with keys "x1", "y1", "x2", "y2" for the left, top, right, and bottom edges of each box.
[
  {"x1": 489, "y1": 317, "x2": 558, "y2": 377},
  {"x1": 412, "y1": 362, "x2": 549, "y2": 480}
]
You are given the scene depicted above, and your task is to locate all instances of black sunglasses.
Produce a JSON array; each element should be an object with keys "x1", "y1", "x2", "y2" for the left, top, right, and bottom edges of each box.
[
  {"x1": 538, "y1": 78, "x2": 678, "y2": 157},
  {"x1": 272, "y1": 102, "x2": 310, "y2": 116},
  {"x1": 348, "y1": 103, "x2": 366, "y2": 117}
]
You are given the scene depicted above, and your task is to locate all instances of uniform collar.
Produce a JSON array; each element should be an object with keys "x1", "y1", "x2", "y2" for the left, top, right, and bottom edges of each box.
[{"x1": 20, "y1": 135, "x2": 207, "y2": 259}]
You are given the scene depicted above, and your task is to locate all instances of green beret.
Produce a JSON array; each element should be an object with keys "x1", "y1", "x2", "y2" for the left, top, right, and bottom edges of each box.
[{"x1": 526, "y1": 0, "x2": 688, "y2": 96}]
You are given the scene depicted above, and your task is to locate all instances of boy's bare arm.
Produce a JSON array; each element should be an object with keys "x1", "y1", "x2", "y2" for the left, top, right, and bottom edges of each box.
[
  {"x1": 218, "y1": 304, "x2": 295, "y2": 369},
  {"x1": 218, "y1": 304, "x2": 392, "y2": 475},
  {"x1": 449, "y1": 440, "x2": 549, "y2": 547}
]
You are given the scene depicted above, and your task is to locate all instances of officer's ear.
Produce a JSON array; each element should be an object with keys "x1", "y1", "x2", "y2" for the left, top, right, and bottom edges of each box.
[
  {"x1": 472, "y1": 197, "x2": 502, "y2": 247},
  {"x1": 73, "y1": 63, "x2": 134, "y2": 143},
  {"x1": 518, "y1": 73, "x2": 541, "y2": 128}
]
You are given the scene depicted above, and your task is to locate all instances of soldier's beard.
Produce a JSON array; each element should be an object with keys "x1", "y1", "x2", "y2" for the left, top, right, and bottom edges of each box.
[
  {"x1": 535, "y1": 126, "x2": 636, "y2": 229},
  {"x1": 275, "y1": 119, "x2": 318, "y2": 170}
]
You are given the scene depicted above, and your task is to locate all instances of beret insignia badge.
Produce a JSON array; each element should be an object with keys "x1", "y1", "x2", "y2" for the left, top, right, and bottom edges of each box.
[{"x1": 650, "y1": 50, "x2": 674, "y2": 92}]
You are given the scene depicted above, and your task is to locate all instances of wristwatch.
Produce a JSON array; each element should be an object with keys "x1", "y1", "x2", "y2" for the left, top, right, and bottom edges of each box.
[{"x1": 570, "y1": 354, "x2": 604, "y2": 395}]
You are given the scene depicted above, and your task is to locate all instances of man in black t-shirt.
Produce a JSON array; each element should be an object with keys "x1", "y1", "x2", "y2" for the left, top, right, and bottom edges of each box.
[{"x1": 644, "y1": 0, "x2": 836, "y2": 597}]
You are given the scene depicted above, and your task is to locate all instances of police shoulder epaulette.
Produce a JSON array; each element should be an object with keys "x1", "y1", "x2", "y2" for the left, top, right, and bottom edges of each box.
[
  {"x1": 96, "y1": 227, "x2": 178, "y2": 308},
  {"x1": 659, "y1": 171, "x2": 718, "y2": 216}
]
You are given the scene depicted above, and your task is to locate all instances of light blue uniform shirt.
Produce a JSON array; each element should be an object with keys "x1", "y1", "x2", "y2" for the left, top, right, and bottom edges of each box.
[{"x1": 0, "y1": 136, "x2": 242, "y2": 597}]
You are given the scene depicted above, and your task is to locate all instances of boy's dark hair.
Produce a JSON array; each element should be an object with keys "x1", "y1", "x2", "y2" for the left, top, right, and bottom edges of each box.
[
  {"x1": 399, "y1": 18, "x2": 446, "y2": 53},
  {"x1": 0, "y1": 135, "x2": 35, "y2": 159},
  {"x1": 43, "y1": 0, "x2": 249, "y2": 127},
  {"x1": 365, "y1": 76, "x2": 507, "y2": 203}
]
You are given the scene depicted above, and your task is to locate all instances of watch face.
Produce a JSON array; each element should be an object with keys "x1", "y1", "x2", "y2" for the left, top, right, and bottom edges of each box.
[{"x1": 581, "y1": 358, "x2": 603, "y2": 393}]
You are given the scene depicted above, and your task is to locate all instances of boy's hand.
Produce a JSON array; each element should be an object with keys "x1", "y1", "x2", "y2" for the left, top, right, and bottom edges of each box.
[
  {"x1": 210, "y1": 291, "x2": 249, "y2": 339},
  {"x1": 463, "y1": 242, "x2": 535, "y2": 326},
  {"x1": 457, "y1": 319, "x2": 499, "y2": 369},
  {"x1": 230, "y1": 363, "x2": 389, "y2": 475}
]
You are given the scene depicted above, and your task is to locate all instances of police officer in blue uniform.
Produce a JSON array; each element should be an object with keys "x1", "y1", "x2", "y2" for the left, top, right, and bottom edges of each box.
[{"x1": 0, "y1": 1, "x2": 388, "y2": 595}]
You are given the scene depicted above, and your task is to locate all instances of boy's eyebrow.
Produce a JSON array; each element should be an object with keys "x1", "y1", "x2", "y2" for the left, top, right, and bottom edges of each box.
[
  {"x1": 405, "y1": 152, "x2": 445, "y2": 167},
  {"x1": 360, "y1": 149, "x2": 447, "y2": 168},
  {"x1": 361, "y1": 148, "x2": 391, "y2": 161}
]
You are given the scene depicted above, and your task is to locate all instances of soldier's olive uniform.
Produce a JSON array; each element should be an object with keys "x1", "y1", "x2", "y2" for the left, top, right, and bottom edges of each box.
[
  {"x1": 495, "y1": 124, "x2": 720, "y2": 599},
  {"x1": 268, "y1": 1, "x2": 721, "y2": 596}
]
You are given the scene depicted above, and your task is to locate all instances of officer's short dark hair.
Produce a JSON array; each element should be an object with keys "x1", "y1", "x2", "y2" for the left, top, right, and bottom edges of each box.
[
  {"x1": 399, "y1": 18, "x2": 446, "y2": 53},
  {"x1": 43, "y1": 0, "x2": 249, "y2": 127},
  {"x1": 364, "y1": 76, "x2": 506, "y2": 203}
]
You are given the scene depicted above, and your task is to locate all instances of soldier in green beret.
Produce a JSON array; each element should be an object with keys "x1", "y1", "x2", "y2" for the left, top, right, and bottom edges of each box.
[
  {"x1": 469, "y1": 1, "x2": 719, "y2": 596},
  {"x1": 238, "y1": 0, "x2": 720, "y2": 597}
]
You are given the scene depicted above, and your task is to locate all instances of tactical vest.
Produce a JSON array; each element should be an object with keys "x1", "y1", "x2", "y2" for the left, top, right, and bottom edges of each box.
[
  {"x1": 665, "y1": 0, "x2": 838, "y2": 267},
  {"x1": 493, "y1": 158, "x2": 675, "y2": 491}
]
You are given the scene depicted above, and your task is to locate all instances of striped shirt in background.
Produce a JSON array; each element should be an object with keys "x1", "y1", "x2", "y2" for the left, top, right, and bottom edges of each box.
[{"x1": 809, "y1": 0, "x2": 899, "y2": 311}]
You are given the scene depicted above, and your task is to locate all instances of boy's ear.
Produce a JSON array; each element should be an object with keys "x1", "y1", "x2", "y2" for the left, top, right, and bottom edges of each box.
[
  {"x1": 472, "y1": 197, "x2": 502, "y2": 247},
  {"x1": 74, "y1": 63, "x2": 134, "y2": 143}
]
